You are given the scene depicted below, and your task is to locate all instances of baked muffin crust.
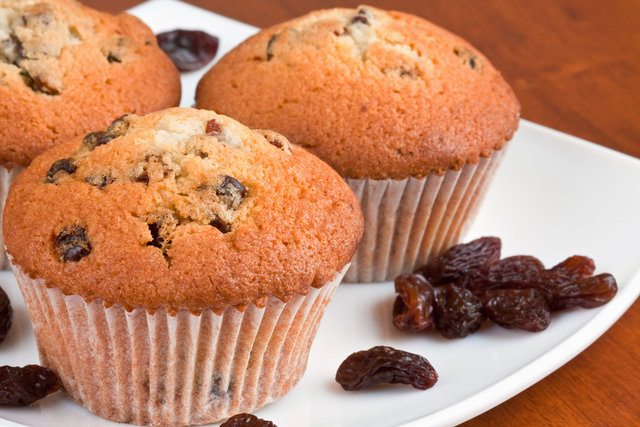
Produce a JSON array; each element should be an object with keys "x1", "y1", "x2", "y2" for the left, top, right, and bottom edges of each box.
[
  {"x1": 196, "y1": 5, "x2": 520, "y2": 180},
  {"x1": 0, "y1": 0, "x2": 181, "y2": 167},
  {"x1": 3, "y1": 108, "x2": 363, "y2": 313}
]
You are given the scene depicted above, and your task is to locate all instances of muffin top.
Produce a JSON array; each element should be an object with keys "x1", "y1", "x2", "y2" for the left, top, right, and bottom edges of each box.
[
  {"x1": 0, "y1": 0, "x2": 181, "y2": 168},
  {"x1": 196, "y1": 6, "x2": 520, "y2": 180},
  {"x1": 3, "y1": 108, "x2": 364, "y2": 313}
]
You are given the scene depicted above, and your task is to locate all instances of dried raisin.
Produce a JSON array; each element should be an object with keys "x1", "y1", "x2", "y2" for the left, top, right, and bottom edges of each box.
[
  {"x1": 55, "y1": 225, "x2": 91, "y2": 262},
  {"x1": 220, "y1": 413, "x2": 277, "y2": 427},
  {"x1": 351, "y1": 8, "x2": 370, "y2": 25},
  {"x1": 45, "y1": 158, "x2": 77, "y2": 183},
  {"x1": 0, "y1": 365, "x2": 60, "y2": 406},
  {"x1": 459, "y1": 256, "x2": 545, "y2": 295},
  {"x1": 420, "y1": 237, "x2": 501, "y2": 286},
  {"x1": 351, "y1": 15, "x2": 369, "y2": 25},
  {"x1": 336, "y1": 346, "x2": 438, "y2": 391},
  {"x1": 107, "y1": 114, "x2": 131, "y2": 136},
  {"x1": 454, "y1": 46, "x2": 483, "y2": 72},
  {"x1": 0, "y1": 287, "x2": 12, "y2": 344},
  {"x1": 543, "y1": 273, "x2": 617, "y2": 311},
  {"x1": 157, "y1": 29, "x2": 219, "y2": 71},
  {"x1": 533, "y1": 256, "x2": 608, "y2": 310},
  {"x1": 481, "y1": 289, "x2": 551, "y2": 332},
  {"x1": 266, "y1": 34, "x2": 277, "y2": 61},
  {"x1": 550, "y1": 255, "x2": 596, "y2": 278},
  {"x1": 216, "y1": 176, "x2": 247, "y2": 210},
  {"x1": 82, "y1": 131, "x2": 118, "y2": 151},
  {"x1": 205, "y1": 119, "x2": 222, "y2": 136},
  {"x1": 434, "y1": 284, "x2": 486, "y2": 338},
  {"x1": 210, "y1": 214, "x2": 231, "y2": 234},
  {"x1": 393, "y1": 274, "x2": 435, "y2": 332},
  {"x1": 85, "y1": 174, "x2": 115, "y2": 190}
]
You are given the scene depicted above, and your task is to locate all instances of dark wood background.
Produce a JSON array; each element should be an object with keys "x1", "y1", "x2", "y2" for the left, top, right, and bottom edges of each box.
[{"x1": 84, "y1": 0, "x2": 640, "y2": 425}]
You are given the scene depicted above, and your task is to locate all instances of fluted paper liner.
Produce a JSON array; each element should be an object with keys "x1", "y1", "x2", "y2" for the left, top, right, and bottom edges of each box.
[
  {"x1": 12, "y1": 260, "x2": 348, "y2": 426},
  {"x1": 0, "y1": 165, "x2": 24, "y2": 270},
  {"x1": 344, "y1": 147, "x2": 507, "y2": 283}
]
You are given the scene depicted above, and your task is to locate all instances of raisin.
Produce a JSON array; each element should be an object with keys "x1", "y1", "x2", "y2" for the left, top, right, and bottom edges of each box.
[
  {"x1": 333, "y1": 27, "x2": 349, "y2": 36},
  {"x1": 0, "y1": 365, "x2": 60, "y2": 406},
  {"x1": 351, "y1": 8, "x2": 370, "y2": 25},
  {"x1": 102, "y1": 37, "x2": 135, "y2": 64},
  {"x1": 481, "y1": 289, "x2": 551, "y2": 332},
  {"x1": 393, "y1": 274, "x2": 435, "y2": 332},
  {"x1": 205, "y1": 119, "x2": 222, "y2": 136},
  {"x1": 434, "y1": 284, "x2": 486, "y2": 339},
  {"x1": 335, "y1": 346, "x2": 438, "y2": 391},
  {"x1": 454, "y1": 46, "x2": 483, "y2": 72},
  {"x1": 266, "y1": 34, "x2": 277, "y2": 61},
  {"x1": 351, "y1": 15, "x2": 369, "y2": 24},
  {"x1": 85, "y1": 174, "x2": 115, "y2": 190},
  {"x1": 134, "y1": 173, "x2": 149, "y2": 184},
  {"x1": 254, "y1": 129, "x2": 290, "y2": 153},
  {"x1": 419, "y1": 237, "x2": 501, "y2": 286},
  {"x1": 216, "y1": 176, "x2": 247, "y2": 210},
  {"x1": 107, "y1": 114, "x2": 130, "y2": 136},
  {"x1": 9, "y1": 34, "x2": 24, "y2": 62},
  {"x1": 146, "y1": 212, "x2": 178, "y2": 252},
  {"x1": 82, "y1": 130, "x2": 118, "y2": 151},
  {"x1": 20, "y1": 70, "x2": 60, "y2": 95},
  {"x1": 45, "y1": 158, "x2": 77, "y2": 183},
  {"x1": 542, "y1": 273, "x2": 617, "y2": 311},
  {"x1": 156, "y1": 29, "x2": 219, "y2": 72},
  {"x1": 268, "y1": 138, "x2": 283, "y2": 149},
  {"x1": 533, "y1": 256, "x2": 599, "y2": 310},
  {"x1": 133, "y1": 152, "x2": 176, "y2": 184},
  {"x1": 210, "y1": 214, "x2": 231, "y2": 234},
  {"x1": 220, "y1": 413, "x2": 277, "y2": 427},
  {"x1": 549, "y1": 255, "x2": 596, "y2": 278},
  {"x1": 459, "y1": 256, "x2": 545, "y2": 295},
  {"x1": 0, "y1": 287, "x2": 12, "y2": 344},
  {"x1": 399, "y1": 68, "x2": 418, "y2": 78},
  {"x1": 55, "y1": 225, "x2": 91, "y2": 262}
]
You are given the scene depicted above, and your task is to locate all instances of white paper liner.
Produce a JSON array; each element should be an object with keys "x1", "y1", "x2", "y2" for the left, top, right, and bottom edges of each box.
[
  {"x1": 12, "y1": 261, "x2": 348, "y2": 426},
  {"x1": 344, "y1": 148, "x2": 507, "y2": 283},
  {"x1": 0, "y1": 165, "x2": 24, "y2": 270}
]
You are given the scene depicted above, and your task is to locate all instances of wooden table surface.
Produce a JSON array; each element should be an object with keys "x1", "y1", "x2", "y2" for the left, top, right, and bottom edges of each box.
[{"x1": 86, "y1": 0, "x2": 640, "y2": 425}]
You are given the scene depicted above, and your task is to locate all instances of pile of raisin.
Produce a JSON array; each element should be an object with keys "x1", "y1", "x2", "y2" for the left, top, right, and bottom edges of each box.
[{"x1": 393, "y1": 237, "x2": 618, "y2": 338}]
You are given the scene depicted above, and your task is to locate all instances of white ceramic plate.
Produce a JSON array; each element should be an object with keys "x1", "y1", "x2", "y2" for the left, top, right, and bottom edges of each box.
[{"x1": 2, "y1": 1, "x2": 640, "y2": 426}]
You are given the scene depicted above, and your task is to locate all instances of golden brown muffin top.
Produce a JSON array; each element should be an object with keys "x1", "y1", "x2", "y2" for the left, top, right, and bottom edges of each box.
[
  {"x1": 0, "y1": 0, "x2": 181, "y2": 168},
  {"x1": 3, "y1": 108, "x2": 364, "y2": 313},
  {"x1": 196, "y1": 6, "x2": 520, "y2": 180}
]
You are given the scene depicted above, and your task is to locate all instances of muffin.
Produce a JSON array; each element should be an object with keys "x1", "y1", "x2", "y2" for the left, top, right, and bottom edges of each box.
[
  {"x1": 196, "y1": 5, "x2": 520, "y2": 283},
  {"x1": 0, "y1": 0, "x2": 181, "y2": 268},
  {"x1": 3, "y1": 108, "x2": 363, "y2": 426}
]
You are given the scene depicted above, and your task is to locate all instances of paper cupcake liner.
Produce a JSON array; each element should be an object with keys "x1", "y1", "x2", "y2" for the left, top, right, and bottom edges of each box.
[
  {"x1": 0, "y1": 165, "x2": 24, "y2": 270},
  {"x1": 12, "y1": 260, "x2": 348, "y2": 426},
  {"x1": 344, "y1": 147, "x2": 507, "y2": 283}
]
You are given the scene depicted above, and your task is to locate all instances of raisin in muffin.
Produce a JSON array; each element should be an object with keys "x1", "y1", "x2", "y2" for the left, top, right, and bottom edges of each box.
[
  {"x1": 196, "y1": 5, "x2": 520, "y2": 283},
  {"x1": 0, "y1": 0, "x2": 181, "y2": 268},
  {"x1": 3, "y1": 108, "x2": 363, "y2": 426}
]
